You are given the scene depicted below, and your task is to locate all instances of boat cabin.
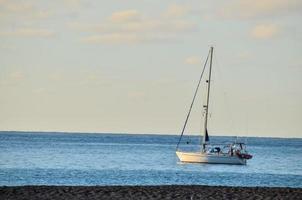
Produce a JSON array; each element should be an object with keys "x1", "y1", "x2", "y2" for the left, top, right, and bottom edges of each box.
[{"x1": 205, "y1": 142, "x2": 251, "y2": 158}]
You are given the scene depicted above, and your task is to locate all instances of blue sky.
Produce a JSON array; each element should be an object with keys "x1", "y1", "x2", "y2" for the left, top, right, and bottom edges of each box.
[{"x1": 0, "y1": 0, "x2": 301, "y2": 138}]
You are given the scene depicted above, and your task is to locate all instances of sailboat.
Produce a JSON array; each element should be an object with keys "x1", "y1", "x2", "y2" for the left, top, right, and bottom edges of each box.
[{"x1": 176, "y1": 47, "x2": 252, "y2": 165}]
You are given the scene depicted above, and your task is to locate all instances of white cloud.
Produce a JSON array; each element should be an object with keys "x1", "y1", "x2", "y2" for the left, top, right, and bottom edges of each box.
[
  {"x1": 82, "y1": 33, "x2": 140, "y2": 44},
  {"x1": 9, "y1": 71, "x2": 24, "y2": 80},
  {"x1": 250, "y1": 24, "x2": 278, "y2": 39},
  {"x1": 237, "y1": 51, "x2": 252, "y2": 60},
  {"x1": 0, "y1": 28, "x2": 55, "y2": 38},
  {"x1": 0, "y1": 71, "x2": 26, "y2": 86},
  {"x1": 3, "y1": 2, "x2": 33, "y2": 12},
  {"x1": 0, "y1": 1, "x2": 51, "y2": 20},
  {"x1": 71, "y1": 19, "x2": 197, "y2": 34},
  {"x1": 128, "y1": 90, "x2": 146, "y2": 100},
  {"x1": 219, "y1": 0, "x2": 302, "y2": 19},
  {"x1": 185, "y1": 56, "x2": 201, "y2": 65},
  {"x1": 81, "y1": 33, "x2": 175, "y2": 44},
  {"x1": 73, "y1": 6, "x2": 198, "y2": 44},
  {"x1": 110, "y1": 9, "x2": 141, "y2": 23},
  {"x1": 164, "y1": 4, "x2": 191, "y2": 18}
]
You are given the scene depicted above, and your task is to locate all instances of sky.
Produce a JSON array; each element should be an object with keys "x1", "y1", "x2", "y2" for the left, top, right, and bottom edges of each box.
[{"x1": 0, "y1": 0, "x2": 301, "y2": 138}]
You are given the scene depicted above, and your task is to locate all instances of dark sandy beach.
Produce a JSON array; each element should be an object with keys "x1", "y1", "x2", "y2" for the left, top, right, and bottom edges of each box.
[{"x1": 0, "y1": 185, "x2": 301, "y2": 200}]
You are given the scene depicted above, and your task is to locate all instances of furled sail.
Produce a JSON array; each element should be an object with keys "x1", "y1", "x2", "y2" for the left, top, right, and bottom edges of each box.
[{"x1": 205, "y1": 129, "x2": 209, "y2": 142}]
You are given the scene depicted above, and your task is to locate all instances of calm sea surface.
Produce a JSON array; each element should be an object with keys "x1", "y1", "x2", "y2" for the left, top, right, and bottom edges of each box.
[{"x1": 0, "y1": 132, "x2": 301, "y2": 187}]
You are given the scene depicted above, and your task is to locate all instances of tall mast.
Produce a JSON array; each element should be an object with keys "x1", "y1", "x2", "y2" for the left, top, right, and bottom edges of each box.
[{"x1": 202, "y1": 46, "x2": 213, "y2": 151}]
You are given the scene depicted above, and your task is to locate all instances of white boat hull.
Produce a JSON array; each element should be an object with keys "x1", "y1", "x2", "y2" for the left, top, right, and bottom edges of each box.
[{"x1": 176, "y1": 151, "x2": 246, "y2": 165}]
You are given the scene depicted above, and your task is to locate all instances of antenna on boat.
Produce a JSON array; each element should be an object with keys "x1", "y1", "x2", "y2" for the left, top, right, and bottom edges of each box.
[{"x1": 202, "y1": 46, "x2": 213, "y2": 152}]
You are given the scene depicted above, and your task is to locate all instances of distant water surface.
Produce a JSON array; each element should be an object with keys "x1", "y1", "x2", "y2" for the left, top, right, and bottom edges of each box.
[{"x1": 0, "y1": 132, "x2": 301, "y2": 187}]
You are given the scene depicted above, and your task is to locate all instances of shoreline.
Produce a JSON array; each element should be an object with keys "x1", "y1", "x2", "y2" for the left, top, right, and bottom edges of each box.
[{"x1": 1, "y1": 185, "x2": 301, "y2": 200}]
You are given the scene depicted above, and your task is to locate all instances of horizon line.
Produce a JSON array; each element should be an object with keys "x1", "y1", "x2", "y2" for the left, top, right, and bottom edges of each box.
[{"x1": 0, "y1": 130, "x2": 301, "y2": 139}]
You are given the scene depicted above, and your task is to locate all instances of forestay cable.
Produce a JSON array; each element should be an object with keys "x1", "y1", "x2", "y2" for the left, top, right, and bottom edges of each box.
[{"x1": 176, "y1": 49, "x2": 211, "y2": 150}]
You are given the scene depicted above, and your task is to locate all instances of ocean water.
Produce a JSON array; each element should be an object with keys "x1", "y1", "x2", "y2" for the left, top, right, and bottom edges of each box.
[{"x1": 0, "y1": 132, "x2": 301, "y2": 187}]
